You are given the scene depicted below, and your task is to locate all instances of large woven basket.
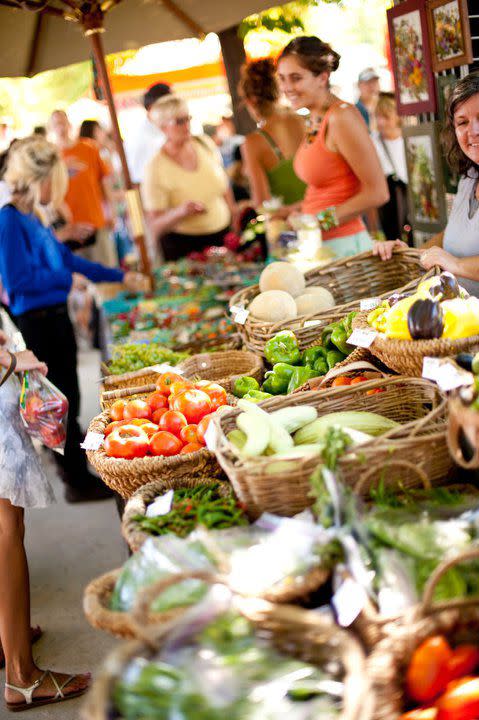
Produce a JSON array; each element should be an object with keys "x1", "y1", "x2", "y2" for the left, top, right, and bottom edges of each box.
[
  {"x1": 122, "y1": 477, "x2": 330, "y2": 604},
  {"x1": 367, "y1": 549, "x2": 479, "y2": 720},
  {"x1": 229, "y1": 249, "x2": 436, "y2": 355},
  {"x1": 86, "y1": 410, "x2": 222, "y2": 499},
  {"x1": 353, "y1": 311, "x2": 479, "y2": 376},
  {"x1": 294, "y1": 353, "x2": 392, "y2": 393},
  {"x1": 173, "y1": 332, "x2": 242, "y2": 354},
  {"x1": 214, "y1": 376, "x2": 452, "y2": 518},
  {"x1": 101, "y1": 349, "x2": 263, "y2": 396},
  {"x1": 82, "y1": 568, "x2": 190, "y2": 639},
  {"x1": 447, "y1": 394, "x2": 479, "y2": 469},
  {"x1": 82, "y1": 570, "x2": 370, "y2": 720}
]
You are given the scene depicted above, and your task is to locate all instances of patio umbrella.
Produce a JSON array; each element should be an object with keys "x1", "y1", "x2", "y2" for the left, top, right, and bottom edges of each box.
[{"x1": 0, "y1": 0, "x2": 289, "y2": 277}]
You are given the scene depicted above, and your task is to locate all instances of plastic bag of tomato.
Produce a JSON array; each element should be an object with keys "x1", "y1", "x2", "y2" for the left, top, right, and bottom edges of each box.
[
  {"x1": 19, "y1": 370, "x2": 68, "y2": 450},
  {"x1": 85, "y1": 373, "x2": 234, "y2": 499}
]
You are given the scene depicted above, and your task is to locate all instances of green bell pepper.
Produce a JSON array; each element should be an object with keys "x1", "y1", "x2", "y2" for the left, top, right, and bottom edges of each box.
[
  {"x1": 232, "y1": 376, "x2": 260, "y2": 398},
  {"x1": 242, "y1": 390, "x2": 273, "y2": 403},
  {"x1": 313, "y1": 356, "x2": 328, "y2": 375},
  {"x1": 321, "y1": 323, "x2": 336, "y2": 351},
  {"x1": 330, "y1": 324, "x2": 351, "y2": 355},
  {"x1": 343, "y1": 311, "x2": 357, "y2": 336},
  {"x1": 301, "y1": 346, "x2": 327, "y2": 368},
  {"x1": 264, "y1": 330, "x2": 301, "y2": 366},
  {"x1": 287, "y1": 366, "x2": 318, "y2": 393},
  {"x1": 326, "y1": 350, "x2": 346, "y2": 370},
  {"x1": 262, "y1": 363, "x2": 296, "y2": 395}
]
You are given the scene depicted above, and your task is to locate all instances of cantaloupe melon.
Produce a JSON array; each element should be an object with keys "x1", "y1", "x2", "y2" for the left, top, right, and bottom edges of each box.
[
  {"x1": 259, "y1": 262, "x2": 305, "y2": 298},
  {"x1": 295, "y1": 287, "x2": 335, "y2": 315},
  {"x1": 249, "y1": 290, "x2": 297, "y2": 322}
]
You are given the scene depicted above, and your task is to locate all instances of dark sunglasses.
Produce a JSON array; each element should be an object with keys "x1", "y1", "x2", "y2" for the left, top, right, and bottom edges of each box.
[{"x1": 169, "y1": 115, "x2": 191, "y2": 127}]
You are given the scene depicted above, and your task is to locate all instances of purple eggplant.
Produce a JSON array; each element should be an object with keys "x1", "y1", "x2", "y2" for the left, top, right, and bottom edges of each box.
[{"x1": 407, "y1": 298, "x2": 444, "y2": 340}]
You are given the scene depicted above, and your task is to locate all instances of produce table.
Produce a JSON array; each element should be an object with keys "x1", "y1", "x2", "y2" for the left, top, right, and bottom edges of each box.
[{"x1": 82, "y1": 252, "x2": 479, "y2": 720}]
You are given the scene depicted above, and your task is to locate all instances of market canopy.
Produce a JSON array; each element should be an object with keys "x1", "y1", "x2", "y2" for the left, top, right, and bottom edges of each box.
[{"x1": 0, "y1": 0, "x2": 287, "y2": 78}]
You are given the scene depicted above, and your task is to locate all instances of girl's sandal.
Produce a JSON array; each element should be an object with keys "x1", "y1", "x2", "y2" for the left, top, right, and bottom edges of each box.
[
  {"x1": 0, "y1": 627, "x2": 42, "y2": 669},
  {"x1": 5, "y1": 670, "x2": 89, "y2": 712}
]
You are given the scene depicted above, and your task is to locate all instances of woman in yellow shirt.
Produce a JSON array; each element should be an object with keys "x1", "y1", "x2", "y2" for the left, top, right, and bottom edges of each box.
[{"x1": 141, "y1": 96, "x2": 236, "y2": 260}]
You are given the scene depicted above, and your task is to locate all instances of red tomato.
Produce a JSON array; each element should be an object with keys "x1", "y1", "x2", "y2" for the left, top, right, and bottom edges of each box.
[
  {"x1": 170, "y1": 389, "x2": 213, "y2": 424},
  {"x1": 180, "y1": 442, "x2": 203, "y2": 454},
  {"x1": 180, "y1": 424, "x2": 199, "y2": 444},
  {"x1": 447, "y1": 646, "x2": 479, "y2": 682},
  {"x1": 407, "y1": 636, "x2": 453, "y2": 703},
  {"x1": 169, "y1": 380, "x2": 194, "y2": 398},
  {"x1": 331, "y1": 377, "x2": 352, "y2": 387},
  {"x1": 367, "y1": 388, "x2": 385, "y2": 395},
  {"x1": 197, "y1": 413, "x2": 214, "y2": 445},
  {"x1": 139, "y1": 422, "x2": 160, "y2": 438},
  {"x1": 155, "y1": 372, "x2": 184, "y2": 396},
  {"x1": 22, "y1": 394, "x2": 43, "y2": 425},
  {"x1": 40, "y1": 423, "x2": 66, "y2": 449},
  {"x1": 147, "y1": 391, "x2": 168, "y2": 412},
  {"x1": 400, "y1": 709, "x2": 437, "y2": 720},
  {"x1": 152, "y1": 408, "x2": 168, "y2": 424},
  {"x1": 104, "y1": 420, "x2": 129, "y2": 436},
  {"x1": 158, "y1": 410, "x2": 188, "y2": 437},
  {"x1": 104, "y1": 425, "x2": 149, "y2": 459},
  {"x1": 128, "y1": 418, "x2": 150, "y2": 427},
  {"x1": 149, "y1": 431, "x2": 183, "y2": 457},
  {"x1": 110, "y1": 399, "x2": 127, "y2": 421},
  {"x1": 350, "y1": 376, "x2": 368, "y2": 385},
  {"x1": 123, "y1": 399, "x2": 152, "y2": 421},
  {"x1": 194, "y1": 382, "x2": 227, "y2": 411},
  {"x1": 436, "y1": 677, "x2": 479, "y2": 720}
]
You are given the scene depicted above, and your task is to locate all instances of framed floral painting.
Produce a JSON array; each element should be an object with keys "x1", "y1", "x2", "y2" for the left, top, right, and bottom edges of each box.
[
  {"x1": 426, "y1": 0, "x2": 473, "y2": 72},
  {"x1": 387, "y1": 0, "x2": 437, "y2": 115},
  {"x1": 403, "y1": 123, "x2": 447, "y2": 233}
]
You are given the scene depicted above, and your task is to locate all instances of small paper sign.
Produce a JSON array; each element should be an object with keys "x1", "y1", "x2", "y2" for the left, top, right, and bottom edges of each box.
[
  {"x1": 150, "y1": 364, "x2": 184, "y2": 375},
  {"x1": 360, "y1": 297, "x2": 381, "y2": 311},
  {"x1": 303, "y1": 319, "x2": 322, "y2": 328},
  {"x1": 204, "y1": 421, "x2": 218, "y2": 452},
  {"x1": 146, "y1": 490, "x2": 174, "y2": 518},
  {"x1": 80, "y1": 431, "x2": 104, "y2": 451},
  {"x1": 332, "y1": 577, "x2": 367, "y2": 627},
  {"x1": 422, "y1": 356, "x2": 473, "y2": 392},
  {"x1": 347, "y1": 329, "x2": 378, "y2": 348},
  {"x1": 230, "y1": 305, "x2": 250, "y2": 325}
]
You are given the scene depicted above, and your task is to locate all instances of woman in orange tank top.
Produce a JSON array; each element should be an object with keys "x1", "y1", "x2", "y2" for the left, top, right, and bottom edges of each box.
[{"x1": 277, "y1": 36, "x2": 389, "y2": 258}]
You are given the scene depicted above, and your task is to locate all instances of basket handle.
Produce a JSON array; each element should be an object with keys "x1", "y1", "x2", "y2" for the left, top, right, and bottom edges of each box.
[
  {"x1": 101, "y1": 383, "x2": 157, "y2": 403},
  {"x1": 422, "y1": 549, "x2": 479, "y2": 614},
  {"x1": 447, "y1": 401, "x2": 479, "y2": 470},
  {"x1": 319, "y1": 360, "x2": 389, "y2": 386},
  {"x1": 353, "y1": 459, "x2": 430, "y2": 496}
]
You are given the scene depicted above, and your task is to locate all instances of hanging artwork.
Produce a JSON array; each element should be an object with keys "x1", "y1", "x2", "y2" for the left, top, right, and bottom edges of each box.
[
  {"x1": 387, "y1": 0, "x2": 437, "y2": 115},
  {"x1": 426, "y1": 0, "x2": 473, "y2": 72},
  {"x1": 404, "y1": 122, "x2": 447, "y2": 233}
]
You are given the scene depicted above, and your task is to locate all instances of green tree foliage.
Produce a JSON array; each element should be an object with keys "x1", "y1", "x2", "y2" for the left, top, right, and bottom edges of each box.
[{"x1": 239, "y1": 0, "x2": 342, "y2": 40}]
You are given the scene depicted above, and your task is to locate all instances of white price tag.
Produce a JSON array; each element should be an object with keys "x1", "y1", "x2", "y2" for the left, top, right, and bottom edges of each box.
[
  {"x1": 346, "y1": 328, "x2": 378, "y2": 348},
  {"x1": 80, "y1": 431, "x2": 104, "y2": 451},
  {"x1": 332, "y1": 577, "x2": 367, "y2": 627},
  {"x1": 303, "y1": 319, "x2": 322, "y2": 328},
  {"x1": 422, "y1": 356, "x2": 473, "y2": 392},
  {"x1": 146, "y1": 489, "x2": 174, "y2": 518},
  {"x1": 230, "y1": 305, "x2": 250, "y2": 325},
  {"x1": 150, "y1": 364, "x2": 184, "y2": 375},
  {"x1": 360, "y1": 297, "x2": 381, "y2": 312},
  {"x1": 204, "y1": 421, "x2": 218, "y2": 452}
]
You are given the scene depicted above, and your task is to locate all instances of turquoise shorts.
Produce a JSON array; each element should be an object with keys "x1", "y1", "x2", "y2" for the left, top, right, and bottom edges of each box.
[{"x1": 325, "y1": 231, "x2": 372, "y2": 258}]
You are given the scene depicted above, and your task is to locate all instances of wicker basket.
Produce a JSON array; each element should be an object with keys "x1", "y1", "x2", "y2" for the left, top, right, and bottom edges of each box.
[
  {"x1": 367, "y1": 549, "x2": 479, "y2": 720},
  {"x1": 448, "y1": 394, "x2": 479, "y2": 469},
  {"x1": 82, "y1": 571, "x2": 370, "y2": 720},
  {"x1": 353, "y1": 311, "x2": 479, "y2": 377},
  {"x1": 214, "y1": 376, "x2": 452, "y2": 518},
  {"x1": 121, "y1": 475, "x2": 233, "y2": 552},
  {"x1": 294, "y1": 354, "x2": 392, "y2": 394},
  {"x1": 86, "y1": 410, "x2": 222, "y2": 499},
  {"x1": 122, "y1": 477, "x2": 330, "y2": 604},
  {"x1": 178, "y1": 350, "x2": 263, "y2": 394},
  {"x1": 229, "y1": 249, "x2": 436, "y2": 355},
  {"x1": 100, "y1": 384, "x2": 156, "y2": 412},
  {"x1": 173, "y1": 332, "x2": 242, "y2": 354},
  {"x1": 82, "y1": 568, "x2": 189, "y2": 639}
]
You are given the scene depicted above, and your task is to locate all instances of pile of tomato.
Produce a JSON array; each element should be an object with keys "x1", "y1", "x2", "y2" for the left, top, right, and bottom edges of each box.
[
  {"x1": 401, "y1": 635, "x2": 479, "y2": 720},
  {"x1": 103, "y1": 372, "x2": 232, "y2": 459},
  {"x1": 329, "y1": 374, "x2": 384, "y2": 395}
]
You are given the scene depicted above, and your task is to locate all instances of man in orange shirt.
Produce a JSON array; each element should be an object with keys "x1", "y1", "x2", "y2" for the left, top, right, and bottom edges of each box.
[{"x1": 48, "y1": 110, "x2": 118, "y2": 267}]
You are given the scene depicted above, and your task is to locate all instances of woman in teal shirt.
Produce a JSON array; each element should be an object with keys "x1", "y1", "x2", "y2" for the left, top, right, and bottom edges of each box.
[{"x1": 239, "y1": 58, "x2": 306, "y2": 209}]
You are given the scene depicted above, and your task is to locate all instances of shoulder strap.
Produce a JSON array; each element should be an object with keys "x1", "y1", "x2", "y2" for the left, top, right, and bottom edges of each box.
[
  {"x1": 379, "y1": 135, "x2": 399, "y2": 179},
  {"x1": 194, "y1": 135, "x2": 213, "y2": 154},
  {"x1": 258, "y1": 129, "x2": 284, "y2": 160},
  {"x1": 0, "y1": 352, "x2": 16, "y2": 388}
]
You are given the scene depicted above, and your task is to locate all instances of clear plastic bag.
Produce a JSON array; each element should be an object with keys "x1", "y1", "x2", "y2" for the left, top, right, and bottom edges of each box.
[{"x1": 19, "y1": 370, "x2": 68, "y2": 451}]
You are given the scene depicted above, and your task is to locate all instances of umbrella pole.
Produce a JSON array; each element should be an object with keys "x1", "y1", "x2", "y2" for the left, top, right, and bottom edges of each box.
[{"x1": 85, "y1": 27, "x2": 153, "y2": 282}]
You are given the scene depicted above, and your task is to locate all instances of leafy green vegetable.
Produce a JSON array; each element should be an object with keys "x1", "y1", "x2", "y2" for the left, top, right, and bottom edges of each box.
[{"x1": 108, "y1": 342, "x2": 188, "y2": 375}]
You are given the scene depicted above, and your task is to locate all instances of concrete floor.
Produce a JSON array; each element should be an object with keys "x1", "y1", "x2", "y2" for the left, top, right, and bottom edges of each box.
[{"x1": 0, "y1": 349, "x2": 128, "y2": 720}]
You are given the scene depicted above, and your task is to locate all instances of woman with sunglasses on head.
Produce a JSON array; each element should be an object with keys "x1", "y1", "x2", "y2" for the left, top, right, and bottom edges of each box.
[
  {"x1": 277, "y1": 36, "x2": 389, "y2": 258},
  {"x1": 141, "y1": 96, "x2": 237, "y2": 260},
  {"x1": 374, "y1": 72, "x2": 479, "y2": 297}
]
